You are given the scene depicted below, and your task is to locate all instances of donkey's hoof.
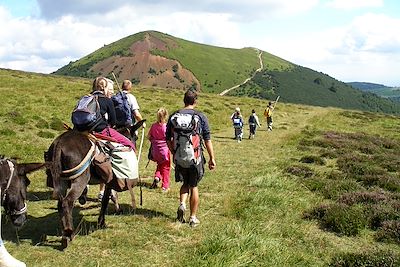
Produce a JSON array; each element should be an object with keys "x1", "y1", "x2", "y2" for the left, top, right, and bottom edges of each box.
[{"x1": 61, "y1": 237, "x2": 69, "y2": 249}]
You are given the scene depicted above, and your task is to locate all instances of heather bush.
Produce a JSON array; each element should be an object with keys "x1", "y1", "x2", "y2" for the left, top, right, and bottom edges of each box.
[
  {"x1": 285, "y1": 164, "x2": 314, "y2": 178},
  {"x1": 299, "y1": 155, "x2": 326, "y2": 165},
  {"x1": 330, "y1": 250, "x2": 400, "y2": 267},
  {"x1": 375, "y1": 220, "x2": 400, "y2": 244}
]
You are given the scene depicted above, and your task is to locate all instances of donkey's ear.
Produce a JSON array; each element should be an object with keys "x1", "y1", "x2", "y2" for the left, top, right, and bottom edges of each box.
[{"x1": 17, "y1": 163, "x2": 46, "y2": 176}]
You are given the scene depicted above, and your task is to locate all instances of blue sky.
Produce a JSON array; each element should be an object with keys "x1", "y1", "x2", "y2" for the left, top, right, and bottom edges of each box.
[{"x1": 0, "y1": 0, "x2": 400, "y2": 86}]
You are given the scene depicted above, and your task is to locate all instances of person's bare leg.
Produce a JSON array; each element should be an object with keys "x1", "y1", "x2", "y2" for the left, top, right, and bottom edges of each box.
[
  {"x1": 177, "y1": 184, "x2": 189, "y2": 222},
  {"x1": 189, "y1": 186, "x2": 199, "y2": 217}
]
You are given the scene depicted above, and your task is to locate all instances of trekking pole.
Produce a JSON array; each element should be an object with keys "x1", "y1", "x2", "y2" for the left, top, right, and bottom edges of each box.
[
  {"x1": 111, "y1": 72, "x2": 122, "y2": 92},
  {"x1": 137, "y1": 126, "x2": 145, "y2": 206},
  {"x1": 273, "y1": 95, "x2": 280, "y2": 108}
]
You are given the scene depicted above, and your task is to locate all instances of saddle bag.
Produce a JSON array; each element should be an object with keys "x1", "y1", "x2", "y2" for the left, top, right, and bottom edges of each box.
[{"x1": 92, "y1": 150, "x2": 113, "y2": 184}]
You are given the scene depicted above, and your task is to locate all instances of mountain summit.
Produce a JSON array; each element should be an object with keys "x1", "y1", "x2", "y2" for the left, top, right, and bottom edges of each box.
[{"x1": 54, "y1": 30, "x2": 400, "y2": 114}]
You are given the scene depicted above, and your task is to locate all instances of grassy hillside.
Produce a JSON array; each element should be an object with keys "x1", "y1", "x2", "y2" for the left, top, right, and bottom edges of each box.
[
  {"x1": 53, "y1": 31, "x2": 400, "y2": 115},
  {"x1": 54, "y1": 31, "x2": 261, "y2": 94},
  {"x1": 349, "y1": 82, "x2": 400, "y2": 102},
  {"x1": 230, "y1": 65, "x2": 400, "y2": 114},
  {"x1": 2, "y1": 69, "x2": 400, "y2": 266}
]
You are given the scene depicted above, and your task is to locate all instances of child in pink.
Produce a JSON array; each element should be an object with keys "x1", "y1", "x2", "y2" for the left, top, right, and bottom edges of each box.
[{"x1": 148, "y1": 108, "x2": 171, "y2": 191}]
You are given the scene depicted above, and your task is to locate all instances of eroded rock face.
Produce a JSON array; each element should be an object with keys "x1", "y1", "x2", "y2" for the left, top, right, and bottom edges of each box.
[{"x1": 90, "y1": 33, "x2": 200, "y2": 90}]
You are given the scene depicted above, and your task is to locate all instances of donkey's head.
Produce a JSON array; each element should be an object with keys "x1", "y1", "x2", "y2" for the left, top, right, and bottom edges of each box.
[{"x1": 1, "y1": 158, "x2": 45, "y2": 227}]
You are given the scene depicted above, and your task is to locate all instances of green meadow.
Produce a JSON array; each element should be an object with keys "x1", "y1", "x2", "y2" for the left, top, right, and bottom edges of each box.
[{"x1": 1, "y1": 68, "x2": 400, "y2": 266}]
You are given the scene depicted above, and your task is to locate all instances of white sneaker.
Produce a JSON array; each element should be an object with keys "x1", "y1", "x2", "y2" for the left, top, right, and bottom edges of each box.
[{"x1": 189, "y1": 216, "x2": 200, "y2": 227}]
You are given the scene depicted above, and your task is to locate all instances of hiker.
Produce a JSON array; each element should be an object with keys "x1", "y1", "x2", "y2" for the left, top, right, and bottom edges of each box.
[
  {"x1": 231, "y1": 107, "x2": 244, "y2": 142},
  {"x1": 264, "y1": 101, "x2": 274, "y2": 131},
  {"x1": 90, "y1": 77, "x2": 135, "y2": 201},
  {"x1": 166, "y1": 89, "x2": 216, "y2": 227},
  {"x1": 148, "y1": 107, "x2": 171, "y2": 192},
  {"x1": 248, "y1": 109, "x2": 261, "y2": 139},
  {"x1": 113, "y1": 80, "x2": 145, "y2": 145}
]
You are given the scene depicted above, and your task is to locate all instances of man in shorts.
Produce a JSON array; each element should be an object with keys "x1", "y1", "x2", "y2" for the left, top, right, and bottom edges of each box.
[{"x1": 166, "y1": 89, "x2": 216, "y2": 227}]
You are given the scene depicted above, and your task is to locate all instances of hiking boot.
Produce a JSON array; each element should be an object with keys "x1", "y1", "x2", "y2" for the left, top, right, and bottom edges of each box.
[
  {"x1": 189, "y1": 216, "x2": 200, "y2": 227},
  {"x1": 176, "y1": 204, "x2": 186, "y2": 223}
]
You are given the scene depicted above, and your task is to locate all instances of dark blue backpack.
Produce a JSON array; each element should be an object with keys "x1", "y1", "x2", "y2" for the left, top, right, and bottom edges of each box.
[
  {"x1": 112, "y1": 91, "x2": 132, "y2": 126},
  {"x1": 71, "y1": 94, "x2": 102, "y2": 131}
]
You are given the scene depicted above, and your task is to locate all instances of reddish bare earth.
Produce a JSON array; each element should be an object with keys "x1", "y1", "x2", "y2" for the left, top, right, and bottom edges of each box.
[{"x1": 90, "y1": 33, "x2": 200, "y2": 90}]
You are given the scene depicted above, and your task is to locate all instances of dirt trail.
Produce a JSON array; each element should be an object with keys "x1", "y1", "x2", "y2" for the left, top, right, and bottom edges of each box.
[{"x1": 219, "y1": 49, "x2": 264, "y2": 96}]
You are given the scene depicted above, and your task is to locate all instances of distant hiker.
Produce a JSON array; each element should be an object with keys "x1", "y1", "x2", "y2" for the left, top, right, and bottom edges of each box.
[
  {"x1": 112, "y1": 80, "x2": 145, "y2": 145},
  {"x1": 231, "y1": 107, "x2": 244, "y2": 142},
  {"x1": 166, "y1": 89, "x2": 216, "y2": 227},
  {"x1": 264, "y1": 101, "x2": 274, "y2": 131},
  {"x1": 148, "y1": 107, "x2": 171, "y2": 192},
  {"x1": 248, "y1": 109, "x2": 261, "y2": 139}
]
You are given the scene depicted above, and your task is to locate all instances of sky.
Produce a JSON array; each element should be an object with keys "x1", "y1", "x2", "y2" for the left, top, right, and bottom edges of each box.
[{"x1": 1, "y1": 0, "x2": 400, "y2": 86}]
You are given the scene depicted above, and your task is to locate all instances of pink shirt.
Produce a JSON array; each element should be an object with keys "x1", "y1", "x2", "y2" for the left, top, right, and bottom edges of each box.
[{"x1": 148, "y1": 122, "x2": 170, "y2": 164}]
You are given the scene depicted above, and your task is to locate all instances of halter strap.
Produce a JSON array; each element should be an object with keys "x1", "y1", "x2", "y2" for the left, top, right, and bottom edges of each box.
[
  {"x1": 2, "y1": 160, "x2": 15, "y2": 202},
  {"x1": 1, "y1": 159, "x2": 27, "y2": 216}
]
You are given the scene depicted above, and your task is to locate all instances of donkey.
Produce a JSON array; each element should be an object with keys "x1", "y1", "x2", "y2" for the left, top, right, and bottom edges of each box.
[
  {"x1": 0, "y1": 156, "x2": 45, "y2": 227},
  {"x1": 45, "y1": 129, "x2": 138, "y2": 249}
]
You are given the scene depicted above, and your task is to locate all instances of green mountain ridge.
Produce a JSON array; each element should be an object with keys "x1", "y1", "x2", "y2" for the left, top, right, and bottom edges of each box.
[{"x1": 54, "y1": 30, "x2": 400, "y2": 114}]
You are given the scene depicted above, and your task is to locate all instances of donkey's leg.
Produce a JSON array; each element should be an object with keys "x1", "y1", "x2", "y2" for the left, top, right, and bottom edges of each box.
[
  {"x1": 98, "y1": 186, "x2": 111, "y2": 228},
  {"x1": 110, "y1": 190, "x2": 121, "y2": 214},
  {"x1": 60, "y1": 176, "x2": 88, "y2": 247},
  {"x1": 127, "y1": 179, "x2": 137, "y2": 211}
]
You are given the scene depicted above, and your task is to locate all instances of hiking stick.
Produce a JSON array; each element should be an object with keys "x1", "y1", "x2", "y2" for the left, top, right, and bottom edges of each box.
[
  {"x1": 137, "y1": 127, "x2": 145, "y2": 206},
  {"x1": 273, "y1": 95, "x2": 280, "y2": 108},
  {"x1": 111, "y1": 72, "x2": 122, "y2": 91}
]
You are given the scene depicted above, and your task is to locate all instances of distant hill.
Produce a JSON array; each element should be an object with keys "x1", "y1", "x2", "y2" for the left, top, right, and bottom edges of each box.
[
  {"x1": 53, "y1": 30, "x2": 400, "y2": 114},
  {"x1": 348, "y1": 82, "x2": 389, "y2": 91},
  {"x1": 349, "y1": 82, "x2": 400, "y2": 103}
]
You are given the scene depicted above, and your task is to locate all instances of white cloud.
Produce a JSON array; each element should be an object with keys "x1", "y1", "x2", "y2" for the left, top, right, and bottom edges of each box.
[
  {"x1": 260, "y1": 12, "x2": 400, "y2": 86},
  {"x1": 36, "y1": 0, "x2": 319, "y2": 21},
  {"x1": 327, "y1": 0, "x2": 383, "y2": 10}
]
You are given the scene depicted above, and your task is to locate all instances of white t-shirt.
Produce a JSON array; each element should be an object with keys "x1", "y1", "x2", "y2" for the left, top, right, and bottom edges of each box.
[{"x1": 124, "y1": 91, "x2": 140, "y2": 111}]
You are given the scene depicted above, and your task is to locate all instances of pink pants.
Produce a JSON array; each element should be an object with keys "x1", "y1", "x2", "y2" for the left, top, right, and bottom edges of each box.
[
  {"x1": 155, "y1": 160, "x2": 171, "y2": 189},
  {"x1": 100, "y1": 127, "x2": 135, "y2": 151}
]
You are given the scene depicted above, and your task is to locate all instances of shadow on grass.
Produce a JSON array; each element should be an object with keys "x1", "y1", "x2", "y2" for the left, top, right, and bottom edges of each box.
[
  {"x1": 27, "y1": 190, "x2": 53, "y2": 201},
  {"x1": 1, "y1": 201, "x2": 171, "y2": 251},
  {"x1": 213, "y1": 135, "x2": 237, "y2": 143}
]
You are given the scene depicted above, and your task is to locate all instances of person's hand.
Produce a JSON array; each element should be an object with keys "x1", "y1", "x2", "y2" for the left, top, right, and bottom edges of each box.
[{"x1": 208, "y1": 158, "x2": 216, "y2": 170}]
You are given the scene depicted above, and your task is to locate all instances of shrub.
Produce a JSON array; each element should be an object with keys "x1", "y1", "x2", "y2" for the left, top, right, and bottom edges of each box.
[
  {"x1": 375, "y1": 220, "x2": 400, "y2": 244},
  {"x1": 299, "y1": 155, "x2": 326, "y2": 165},
  {"x1": 320, "y1": 180, "x2": 365, "y2": 200},
  {"x1": 330, "y1": 250, "x2": 400, "y2": 267},
  {"x1": 369, "y1": 202, "x2": 400, "y2": 229},
  {"x1": 285, "y1": 164, "x2": 314, "y2": 178},
  {"x1": 320, "y1": 203, "x2": 368, "y2": 236},
  {"x1": 338, "y1": 191, "x2": 387, "y2": 206}
]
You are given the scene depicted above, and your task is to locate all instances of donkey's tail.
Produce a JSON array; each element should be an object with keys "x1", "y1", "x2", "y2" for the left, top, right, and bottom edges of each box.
[{"x1": 50, "y1": 138, "x2": 63, "y2": 200}]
